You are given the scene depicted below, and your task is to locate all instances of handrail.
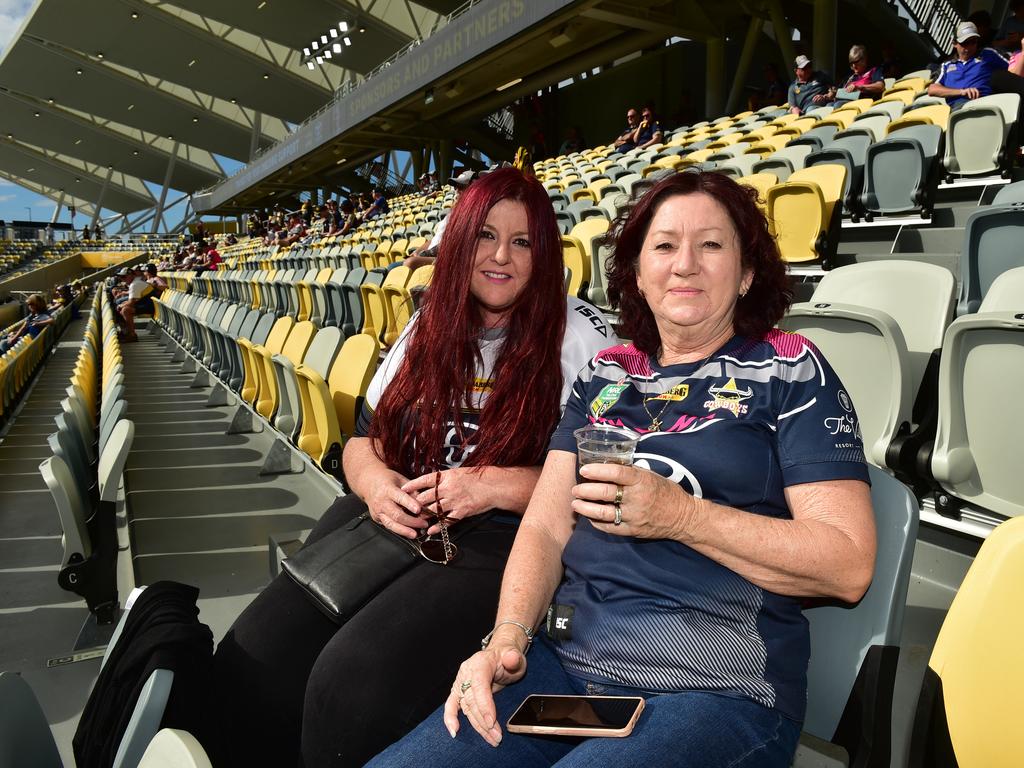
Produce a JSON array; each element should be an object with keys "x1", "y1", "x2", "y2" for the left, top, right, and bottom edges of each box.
[{"x1": 889, "y1": 0, "x2": 960, "y2": 56}]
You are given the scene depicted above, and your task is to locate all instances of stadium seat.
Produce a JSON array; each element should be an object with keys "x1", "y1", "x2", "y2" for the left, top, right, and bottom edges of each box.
[
  {"x1": 236, "y1": 311, "x2": 276, "y2": 402},
  {"x1": 859, "y1": 100, "x2": 905, "y2": 122},
  {"x1": 715, "y1": 153, "x2": 761, "y2": 178},
  {"x1": 931, "y1": 268, "x2": 1024, "y2": 518},
  {"x1": 860, "y1": 124, "x2": 943, "y2": 218},
  {"x1": 839, "y1": 113, "x2": 891, "y2": 142},
  {"x1": 340, "y1": 267, "x2": 368, "y2": 337},
  {"x1": 358, "y1": 269, "x2": 389, "y2": 346},
  {"x1": 248, "y1": 316, "x2": 293, "y2": 409},
  {"x1": 956, "y1": 204, "x2": 1024, "y2": 315},
  {"x1": 274, "y1": 325, "x2": 344, "y2": 441},
  {"x1": 765, "y1": 163, "x2": 846, "y2": 263},
  {"x1": 943, "y1": 94, "x2": 1020, "y2": 179},
  {"x1": 781, "y1": 260, "x2": 955, "y2": 470},
  {"x1": 138, "y1": 729, "x2": 213, "y2": 768},
  {"x1": 294, "y1": 333, "x2": 379, "y2": 479},
  {"x1": 992, "y1": 180, "x2": 1024, "y2": 205},
  {"x1": 805, "y1": 133, "x2": 872, "y2": 216},
  {"x1": 752, "y1": 145, "x2": 814, "y2": 182},
  {"x1": 735, "y1": 173, "x2": 777, "y2": 212},
  {"x1": 888, "y1": 103, "x2": 950, "y2": 133},
  {"x1": 785, "y1": 124, "x2": 839, "y2": 150},
  {"x1": 264, "y1": 319, "x2": 316, "y2": 427},
  {"x1": 908, "y1": 516, "x2": 1024, "y2": 768},
  {"x1": 798, "y1": 465, "x2": 918, "y2": 768},
  {"x1": 380, "y1": 266, "x2": 414, "y2": 348}
]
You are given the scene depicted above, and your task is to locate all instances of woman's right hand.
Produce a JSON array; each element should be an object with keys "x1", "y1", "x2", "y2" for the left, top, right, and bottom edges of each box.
[
  {"x1": 442, "y1": 643, "x2": 528, "y2": 746},
  {"x1": 364, "y1": 469, "x2": 426, "y2": 538}
]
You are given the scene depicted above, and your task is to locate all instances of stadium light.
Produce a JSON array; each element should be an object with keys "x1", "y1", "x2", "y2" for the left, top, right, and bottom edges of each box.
[
  {"x1": 343, "y1": 37, "x2": 351, "y2": 46},
  {"x1": 302, "y1": 21, "x2": 353, "y2": 69},
  {"x1": 339, "y1": 21, "x2": 349, "y2": 32},
  {"x1": 333, "y1": 43, "x2": 341, "y2": 53},
  {"x1": 496, "y1": 77, "x2": 523, "y2": 92},
  {"x1": 307, "y1": 62, "x2": 315, "y2": 70},
  {"x1": 330, "y1": 28, "x2": 338, "y2": 38}
]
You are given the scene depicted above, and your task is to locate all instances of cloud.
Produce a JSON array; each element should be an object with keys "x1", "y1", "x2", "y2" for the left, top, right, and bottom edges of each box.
[
  {"x1": 0, "y1": 1, "x2": 32, "y2": 56},
  {"x1": 34, "y1": 198, "x2": 53, "y2": 207},
  {"x1": 0, "y1": 194, "x2": 16, "y2": 204}
]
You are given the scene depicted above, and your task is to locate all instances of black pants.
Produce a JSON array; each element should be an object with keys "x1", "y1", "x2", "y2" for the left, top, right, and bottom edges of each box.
[{"x1": 200, "y1": 494, "x2": 517, "y2": 767}]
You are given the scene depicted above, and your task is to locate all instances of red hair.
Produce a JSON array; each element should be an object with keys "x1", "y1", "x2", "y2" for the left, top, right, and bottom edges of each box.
[
  {"x1": 607, "y1": 171, "x2": 792, "y2": 355},
  {"x1": 369, "y1": 168, "x2": 567, "y2": 475}
]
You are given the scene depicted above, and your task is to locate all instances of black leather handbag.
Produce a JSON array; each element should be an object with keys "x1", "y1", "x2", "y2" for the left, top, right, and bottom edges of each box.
[{"x1": 282, "y1": 511, "x2": 420, "y2": 624}]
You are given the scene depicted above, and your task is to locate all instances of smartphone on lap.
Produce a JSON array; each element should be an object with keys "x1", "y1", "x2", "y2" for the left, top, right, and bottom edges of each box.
[{"x1": 506, "y1": 694, "x2": 645, "y2": 738}]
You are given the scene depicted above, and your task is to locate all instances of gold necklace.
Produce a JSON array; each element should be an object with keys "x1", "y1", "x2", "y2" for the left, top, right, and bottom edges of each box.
[{"x1": 642, "y1": 348, "x2": 715, "y2": 431}]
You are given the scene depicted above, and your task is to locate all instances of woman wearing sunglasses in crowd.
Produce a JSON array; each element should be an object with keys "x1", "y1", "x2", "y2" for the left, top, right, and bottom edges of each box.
[{"x1": 202, "y1": 167, "x2": 616, "y2": 767}]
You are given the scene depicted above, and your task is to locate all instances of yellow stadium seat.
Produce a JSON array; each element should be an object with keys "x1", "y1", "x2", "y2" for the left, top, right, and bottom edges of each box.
[
  {"x1": 832, "y1": 98, "x2": 875, "y2": 116},
  {"x1": 909, "y1": 516, "x2": 1024, "y2": 768},
  {"x1": 744, "y1": 135, "x2": 790, "y2": 157},
  {"x1": 294, "y1": 333, "x2": 380, "y2": 477},
  {"x1": 561, "y1": 236, "x2": 591, "y2": 298},
  {"x1": 380, "y1": 266, "x2": 413, "y2": 348},
  {"x1": 766, "y1": 163, "x2": 846, "y2": 263},
  {"x1": 736, "y1": 172, "x2": 779, "y2": 212},
  {"x1": 886, "y1": 103, "x2": 950, "y2": 133},
  {"x1": 259, "y1": 320, "x2": 316, "y2": 420},
  {"x1": 884, "y1": 77, "x2": 927, "y2": 96},
  {"x1": 816, "y1": 110, "x2": 857, "y2": 130},
  {"x1": 247, "y1": 316, "x2": 292, "y2": 407}
]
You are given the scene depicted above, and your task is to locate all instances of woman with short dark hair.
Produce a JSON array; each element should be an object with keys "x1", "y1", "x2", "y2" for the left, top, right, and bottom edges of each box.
[{"x1": 370, "y1": 172, "x2": 876, "y2": 768}]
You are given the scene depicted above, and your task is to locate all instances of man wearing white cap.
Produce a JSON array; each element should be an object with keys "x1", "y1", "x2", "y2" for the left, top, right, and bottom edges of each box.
[
  {"x1": 787, "y1": 55, "x2": 833, "y2": 115},
  {"x1": 928, "y1": 21, "x2": 1008, "y2": 106}
]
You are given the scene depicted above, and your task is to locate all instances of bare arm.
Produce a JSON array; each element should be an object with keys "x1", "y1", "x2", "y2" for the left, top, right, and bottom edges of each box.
[
  {"x1": 1011, "y1": 46, "x2": 1024, "y2": 77},
  {"x1": 928, "y1": 82, "x2": 979, "y2": 100},
  {"x1": 342, "y1": 436, "x2": 425, "y2": 537},
  {"x1": 575, "y1": 465, "x2": 876, "y2": 603},
  {"x1": 442, "y1": 451, "x2": 578, "y2": 744},
  {"x1": 639, "y1": 129, "x2": 664, "y2": 149}
]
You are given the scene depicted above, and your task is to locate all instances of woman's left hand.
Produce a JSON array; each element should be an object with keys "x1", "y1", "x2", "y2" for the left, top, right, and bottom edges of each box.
[
  {"x1": 571, "y1": 463, "x2": 702, "y2": 541},
  {"x1": 402, "y1": 468, "x2": 492, "y2": 531}
]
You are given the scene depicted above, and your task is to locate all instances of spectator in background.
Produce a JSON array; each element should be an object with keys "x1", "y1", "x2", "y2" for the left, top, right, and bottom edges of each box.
[
  {"x1": 828, "y1": 44, "x2": 885, "y2": 103},
  {"x1": 0, "y1": 294, "x2": 53, "y2": 353},
  {"x1": 995, "y1": 0, "x2": 1024, "y2": 50},
  {"x1": 628, "y1": 106, "x2": 664, "y2": 151},
  {"x1": 45, "y1": 223, "x2": 54, "y2": 245},
  {"x1": 145, "y1": 264, "x2": 167, "y2": 297},
  {"x1": 193, "y1": 243, "x2": 222, "y2": 273},
  {"x1": 928, "y1": 21, "x2": 1008, "y2": 106},
  {"x1": 277, "y1": 213, "x2": 307, "y2": 246},
  {"x1": 787, "y1": 54, "x2": 833, "y2": 114},
  {"x1": 364, "y1": 189, "x2": 390, "y2": 221},
  {"x1": 118, "y1": 267, "x2": 155, "y2": 342},
  {"x1": 558, "y1": 125, "x2": 585, "y2": 155},
  {"x1": 94, "y1": 222, "x2": 105, "y2": 240},
  {"x1": 612, "y1": 107, "x2": 642, "y2": 153},
  {"x1": 81, "y1": 224, "x2": 91, "y2": 241},
  {"x1": 404, "y1": 169, "x2": 476, "y2": 271},
  {"x1": 991, "y1": 33, "x2": 1024, "y2": 128},
  {"x1": 338, "y1": 200, "x2": 359, "y2": 236},
  {"x1": 748, "y1": 62, "x2": 789, "y2": 110}
]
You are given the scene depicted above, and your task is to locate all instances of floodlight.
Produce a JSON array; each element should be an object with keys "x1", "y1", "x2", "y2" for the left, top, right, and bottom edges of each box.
[
  {"x1": 307, "y1": 62, "x2": 315, "y2": 69},
  {"x1": 316, "y1": 56, "x2": 323, "y2": 63},
  {"x1": 303, "y1": 47, "x2": 310, "y2": 56},
  {"x1": 333, "y1": 43, "x2": 341, "y2": 53},
  {"x1": 339, "y1": 21, "x2": 349, "y2": 32},
  {"x1": 323, "y1": 50, "x2": 332, "y2": 59},
  {"x1": 344, "y1": 37, "x2": 351, "y2": 45},
  {"x1": 330, "y1": 28, "x2": 338, "y2": 38}
]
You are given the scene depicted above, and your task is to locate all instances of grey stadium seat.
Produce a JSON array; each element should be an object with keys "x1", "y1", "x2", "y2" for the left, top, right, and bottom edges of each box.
[
  {"x1": 860, "y1": 123, "x2": 942, "y2": 218},
  {"x1": 943, "y1": 93, "x2": 1020, "y2": 179},
  {"x1": 932, "y1": 267, "x2": 1024, "y2": 518},
  {"x1": 956, "y1": 203, "x2": 1024, "y2": 315}
]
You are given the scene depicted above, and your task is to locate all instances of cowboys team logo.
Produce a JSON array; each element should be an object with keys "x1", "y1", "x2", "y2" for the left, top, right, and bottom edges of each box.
[{"x1": 704, "y1": 378, "x2": 753, "y2": 416}]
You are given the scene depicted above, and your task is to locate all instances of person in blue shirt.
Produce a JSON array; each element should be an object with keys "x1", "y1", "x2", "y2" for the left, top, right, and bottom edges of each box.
[
  {"x1": 0, "y1": 294, "x2": 53, "y2": 353},
  {"x1": 368, "y1": 171, "x2": 876, "y2": 768},
  {"x1": 363, "y1": 188, "x2": 390, "y2": 220},
  {"x1": 928, "y1": 21, "x2": 1009, "y2": 106},
  {"x1": 787, "y1": 54, "x2": 833, "y2": 114}
]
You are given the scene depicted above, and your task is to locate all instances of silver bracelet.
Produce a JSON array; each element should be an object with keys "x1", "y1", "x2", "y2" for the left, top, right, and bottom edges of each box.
[{"x1": 480, "y1": 620, "x2": 534, "y2": 652}]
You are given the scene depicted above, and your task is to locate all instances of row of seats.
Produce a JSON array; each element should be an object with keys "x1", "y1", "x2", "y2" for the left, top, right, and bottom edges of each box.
[
  {"x1": 0, "y1": 296, "x2": 79, "y2": 425},
  {"x1": 781, "y1": 258, "x2": 1024, "y2": 520},
  {"x1": 39, "y1": 290, "x2": 134, "y2": 625},
  {"x1": 153, "y1": 290, "x2": 381, "y2": 480}
]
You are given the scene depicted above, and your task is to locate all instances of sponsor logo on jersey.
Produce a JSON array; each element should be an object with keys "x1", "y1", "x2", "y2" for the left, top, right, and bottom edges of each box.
[
  {"x1": 651, "y1": 383, "x2": 689, "y2": 402},
  {"x1": 838, "y1": 389, "x2": 853, "y2": 413},
  {"x1": 703, "y1": 377, "x2": 753, "y2": 416},
  {"x1": 590, "y1": 383, "x2": 629, "y2": 418},
  {"x1": 824, "y1": 414, "x2": 861, "y2": 439},
  {"x1": 469, "y1": 377, "x2": 494, "y2": 396}
]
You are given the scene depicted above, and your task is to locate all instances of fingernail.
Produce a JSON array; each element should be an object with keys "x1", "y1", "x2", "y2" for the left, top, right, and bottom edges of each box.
[{"x1": 447, "y1": 727, "x2": 456, "y2": 739}]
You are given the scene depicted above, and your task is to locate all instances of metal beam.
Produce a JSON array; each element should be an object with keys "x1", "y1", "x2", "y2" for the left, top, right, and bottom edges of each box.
[
  {"x1": 50, "y1": 191, "x2": 66, "y2": 224},
  {"x1": 250, "y1": 112, "x2": 263, "y2": 162},
  {"x1": 766, "y1": 0, "x2": 797, "y2": 71},
  {"x1": 89, "y1": 166, "x2": 115, "y2": 228},
  {"x1": 153, "y1": 141, "x2": 180, "y2": 233},
  {"x1": 705, "y1": 37, "x2": 726, "y2": 119},
  {"x1": 726, "y1": 15, "x2": 765, "y2": 114},
  {"x1": 812, "y1": 0, "x2": 837, "y2": 77}
]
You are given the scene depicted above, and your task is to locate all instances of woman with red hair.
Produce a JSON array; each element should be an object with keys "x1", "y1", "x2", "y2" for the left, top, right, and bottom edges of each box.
[{"x1": 203, "y1": 167, "x2": 615, "y2": 767}]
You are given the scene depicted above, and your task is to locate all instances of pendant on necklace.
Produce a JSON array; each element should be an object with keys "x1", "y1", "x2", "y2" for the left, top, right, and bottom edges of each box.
[{"x1": 649, "y1": 418, "x2": 662, "y2": 431}]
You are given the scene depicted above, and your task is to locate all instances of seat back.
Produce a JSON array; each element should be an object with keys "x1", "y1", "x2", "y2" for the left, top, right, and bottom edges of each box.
[
  {"x1": 932, "y1": 268, "x2": 1024, "y2": 517},
  {"x1": 957, "y1": 205, "x2": 1024, "y2": 315},
  {"x1": 811, "y1": 261, "x2": 955, "y2": 398},
  {"x1": 804, "y1": 465, "x2": 918, "y2": 762},
  {"x1": 945, "y1": 106, "x2": 1008, "y2": 176},
  {"x1": 0, "y1": 672, "x2": 63, "y2": 768},
  {"x1": 862, "y1": 125, "x2": 941, "y2": 214},
  {"x1": 137, "y1": 729, "x2": 213, "y2": 768},
  {"x1": 992, "y1": 180, "x2": 1024, "y2": 205},
  {"x1": 910, "y1": 516, "x2": 1024, "y2": 768},
  {"x1": 328, "y1": 333, "x2": 380, "y2": 439}
]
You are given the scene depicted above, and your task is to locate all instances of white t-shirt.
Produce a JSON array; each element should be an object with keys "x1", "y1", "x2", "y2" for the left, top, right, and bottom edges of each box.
[
  {"x1": 127, "y1": 277, "x2": 154, "y2": 300},
  {"x1": 427, "y1": 215, "x2": 448, "y2": 250},
  {"x1": 356, "y1": 296, "x2": 618, "y2": 468}
]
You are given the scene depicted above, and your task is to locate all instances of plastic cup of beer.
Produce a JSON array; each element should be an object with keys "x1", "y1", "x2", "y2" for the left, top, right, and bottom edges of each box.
[{"x1": 573, "y1": 424, "x2": 640, "y2": 466}]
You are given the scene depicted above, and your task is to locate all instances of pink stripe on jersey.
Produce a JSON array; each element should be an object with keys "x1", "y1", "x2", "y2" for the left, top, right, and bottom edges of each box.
[
  {"x1": 764, "y1": 329, "x2": 815, "y2": 358},
  {"x1": 595, "y1": 344, "x2": 653, "y2": 377}
]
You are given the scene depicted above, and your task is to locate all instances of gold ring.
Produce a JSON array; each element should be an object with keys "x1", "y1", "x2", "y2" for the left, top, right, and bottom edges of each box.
[
  {"x1": 614, "y1": 485, "x2": 623, "y2": 505},
  {"x1": 460, "y1": 680, "x2": 472, "y2": 694}
]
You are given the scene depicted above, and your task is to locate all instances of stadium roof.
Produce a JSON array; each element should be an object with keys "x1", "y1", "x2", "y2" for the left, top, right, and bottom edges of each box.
[{"x1": 0, "y1": 0, "x2": 459, "y2": 218}]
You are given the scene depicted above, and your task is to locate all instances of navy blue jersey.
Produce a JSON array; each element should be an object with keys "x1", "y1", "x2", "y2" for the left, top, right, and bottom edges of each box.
[{"x1": 546, "y1": 331, "x2": 869, "y2": 722}]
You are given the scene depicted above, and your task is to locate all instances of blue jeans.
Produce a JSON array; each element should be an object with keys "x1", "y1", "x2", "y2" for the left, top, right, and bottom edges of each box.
[{"x1": 367, "y1": 636, "x2": 801, "y2": 768}]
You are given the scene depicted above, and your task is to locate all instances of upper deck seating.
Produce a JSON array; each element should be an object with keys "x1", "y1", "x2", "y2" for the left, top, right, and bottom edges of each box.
[
  {"x1": 931, "y1": 268, "x2": 1024, "y2": 519},
  {"x1": 909, "y1": 516, "x2": 1024, "y2": 768}
]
